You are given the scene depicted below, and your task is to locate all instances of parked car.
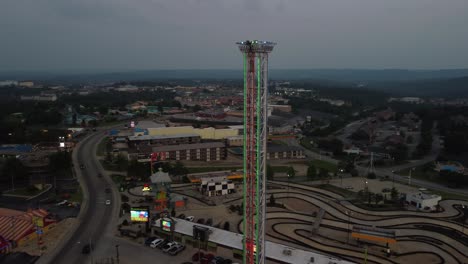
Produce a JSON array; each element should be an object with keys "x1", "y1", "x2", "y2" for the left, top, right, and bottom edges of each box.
[
  {"x1": 178, "y1": 214, "x2": 186, "y2": 219},
  {"x1": 80, "y1": 164, "x2": 85, "y2": 170},
  {"x1": 150, "y1": 238, "x2": 164, "y2": 248},
  {"x1": 168, "y1": 243, "x2": 185, "y2": 255},
  {"x1": 81, "y1": 243, "x2": 93, "y2": 254},
  {"x1": 162, "y1": 242, "x2": 178, "y2": 253},
  {"x1": 201, "y1": 254, "x2": 215, "y2": 264},
  {"x1": 144, "y1": 237, "x2": 157, "y2": 246},
  {"x1": 192, "y1": 252, "x2": 205, "y2": 261},
  {"x1": 157, "y1": 239, "x2": 170, "y2": 249},
  {"x1": 105, "y1": 200, "x2": 111, "y2": 205},
  {"x1": 206, "y1": 218, "x2": 213, "y2": 226},
  {"x1": 197, "y1": 218, "x2": 205, "y2": 224},
  {"x1": 211, "y1": 256, "x2": 224, "y2": 264},
  {"x1": 185, "y1": 216, "x2": 195, "y2": 222},
  {"x1": 56, "y1": 200, "x2": 68, "y2": 206}
]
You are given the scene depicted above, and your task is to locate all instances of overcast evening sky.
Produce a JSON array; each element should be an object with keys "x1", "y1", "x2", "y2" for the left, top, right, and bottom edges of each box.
[{"x1": 1, "y1": 0, "x2": 467, "y2": 72}]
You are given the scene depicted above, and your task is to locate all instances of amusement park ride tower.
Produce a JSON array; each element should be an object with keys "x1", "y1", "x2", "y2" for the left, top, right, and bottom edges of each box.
[{"x1": 236, "y1": 40, "x2": 276, "y2": 264}]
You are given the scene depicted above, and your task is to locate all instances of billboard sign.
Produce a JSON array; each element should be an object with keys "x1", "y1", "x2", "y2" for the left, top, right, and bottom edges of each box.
[
  {"x1": 130, "y1": 207, "x2": 149, "y2": 222},
  {"x1": 161, "y1": 219, "x2": 172, "y2": 232}
]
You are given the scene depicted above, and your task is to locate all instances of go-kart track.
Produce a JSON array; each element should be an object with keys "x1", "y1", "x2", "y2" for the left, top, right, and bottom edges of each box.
[{"x1": 224, "y1": 181, "x2": 468, "y2": 264}]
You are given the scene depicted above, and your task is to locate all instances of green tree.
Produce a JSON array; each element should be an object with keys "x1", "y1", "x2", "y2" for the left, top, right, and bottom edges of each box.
[
  {"x1": 318, "y1": 168, "x2": 329, "y2": 178},
  {"x1": 1, "y1": 158, "x2": 28, "y2": 190},
  {"x1": 287, "y1": 166, "x2": 295, "y2": 178},
  {"x1": 306, "y1": 165, "x2": 316, "y2": 180},
  {"x1": 171, "y1": 161, "x2": 188, "y2": 176},
  {"x1": 375, "y1": 193, "x2": 384, "y2": 205},
  {"x1": 391, "y1": 187, "x2": 399, "y2": 201},
  {"x1": 115, "y1": 154, "x2": 128, "y2": 171}
]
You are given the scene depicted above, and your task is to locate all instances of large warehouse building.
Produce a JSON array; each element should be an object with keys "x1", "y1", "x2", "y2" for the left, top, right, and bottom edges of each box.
[
  {"x1": 128, "y1": 142, "x2": 226, "y2": 162},
  {"x1": 134, "y1": 126, "x2": 240, "y2": 140}
]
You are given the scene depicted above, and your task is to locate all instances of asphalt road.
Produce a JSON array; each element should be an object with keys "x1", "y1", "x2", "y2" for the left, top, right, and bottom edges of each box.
[{"x1": 50, "y1": 130, "x2": 114, "y2": 264}]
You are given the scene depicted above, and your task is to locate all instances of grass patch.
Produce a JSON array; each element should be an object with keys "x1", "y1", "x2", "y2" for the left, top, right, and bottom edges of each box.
[
  {"x1": 397, "y1": 163, "x2": 442, "y2": 184},
  {"x1": 310, "y1": 159, "x2": 338, "y2": 173},
  {"x1": 96, "y1": 138, "x2": 109, "y2": 156},
  {"x1": 300, "y1": 137, "x2": 315, "y2": 150},
  {"x1": 69, "y1": 186, "x2": 83, "y2": 203},
  {"x1": 428, "y1": 189, "x2": 468, "y2": 201},
  {"x1": 111, "y1": 174, "x2": 126, "y2": 184},
  {"x1": 272, "y1": 166, "x2": 290, "y2": 173},
  {"x1": 5, "y1": 187, "x2": 42, "y2": 197}
]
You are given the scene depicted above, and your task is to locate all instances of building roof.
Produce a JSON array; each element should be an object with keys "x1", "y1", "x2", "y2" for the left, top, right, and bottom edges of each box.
[
  {"x1": 0, "y1": 208, "x2": 51, "y2": 242},
  {"x1": 152, "y1": 142, "x2": 225, "y2": 152},
  {"x1": 267, "y1": 144, "x2": 303, "y2": 153},
  {"x1": 134, "y1": 120, "x2": 165, "y2": 129},
  {"x1": 155, "y1": 218, "x2": 352, "y2": 264},
  {"x1": 128, "y1": 133, "x2": 200, "y2": 141},
  {"x1": 407, "y1": 192, "x2": 442, "y2": 200},
  {"x1": 150, "y1": 168, "x2": 172, "y2": 184}
]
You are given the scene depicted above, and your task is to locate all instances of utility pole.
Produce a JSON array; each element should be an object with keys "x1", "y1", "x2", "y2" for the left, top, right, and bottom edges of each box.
[
  {"x1": 115, "y1": 244, "x2": 120, "y2": 264},
  {"x1": 409, "y1": 168, "x2": 414, "y2": 185},
  {"x1": 346, "y1": 211, "x2": 351, "y2": 244}
]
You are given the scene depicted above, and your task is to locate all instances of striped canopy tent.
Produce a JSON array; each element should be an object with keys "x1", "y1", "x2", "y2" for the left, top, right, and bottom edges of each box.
[{"x1": 0, "y1": 208, "x2": 53, "y2": 244}]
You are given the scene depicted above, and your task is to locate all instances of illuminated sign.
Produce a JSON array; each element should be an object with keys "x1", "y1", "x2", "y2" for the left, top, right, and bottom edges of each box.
[
  {"x1": 130, "y1": 121, "x2": 135, "y2": 128},
  {"x1": 130, "y1": 208, "x2": 149, "y2": 222},
  {"x1": 142, "y1": 184, "x2": 151, "y2": 192},
  {"x1": 162, "y1": 220, "x2": 172, "y2": 232}
]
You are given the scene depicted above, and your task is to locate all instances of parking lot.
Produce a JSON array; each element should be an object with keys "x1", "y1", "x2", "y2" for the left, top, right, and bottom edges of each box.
[{"x1": 112, "y1": 234, "x2": 239, "y2": 264}]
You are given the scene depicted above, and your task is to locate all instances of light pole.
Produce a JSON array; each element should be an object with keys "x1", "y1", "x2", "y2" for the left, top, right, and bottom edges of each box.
[
  {"x1": 115, "y1": 244, "x2": 120, "y2": 264},
  {"x1": 408, "y1": 168, "x2": 414, "y2": 186},
  {"x1": 462, "y1": 205, "x2": 466, "y2": 234},
  {"x1": 340, "y1": 169, "x2": 344, "y2": 188},
  {"x1": 391, "y1": 170, "x2": 395, "y2": 189},
  {"x1": 346, "y1": 210, "x2": 352, "y2": 244}
]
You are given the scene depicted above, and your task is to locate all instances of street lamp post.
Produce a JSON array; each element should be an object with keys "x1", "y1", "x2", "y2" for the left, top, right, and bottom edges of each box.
[
  {"x1": 340, "y1": 169, "x2": 344, "y2": 188},
  {"x1": 346, "y1": 211, "x2": 351, "y2": 244},
  {"x1": 462, "y1": 205, "x2": 466, "y2": 234},
  {"x1": 408, "y1": 168, "x2": 414, "y2": 186},
  {"x1": 115, "y1": 244, "x2": 120, "y2": 264}
]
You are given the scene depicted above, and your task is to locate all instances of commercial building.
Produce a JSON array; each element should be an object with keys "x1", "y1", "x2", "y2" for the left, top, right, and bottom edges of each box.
[
  {"x1": 269, "y1": 105, "x2": 292, "y2": 113},
  {"x1": 134, "y1": 126, "x2": 240, "y2": 140},
  {"x1": 18, "y1": 81, "x2": 34, "y2": 88},
  {"x1": 153, "y1": 219, "x2": 353, "y2": 264},
  {"x1": 267, "y1": 145, "x2": 305, "y2": 160},
  {"x1": 405, "y1": 191, "x2": 442, "y2": 210},
  {"x1": 226, "y1": 135, "x2": 243, "y2": 147},
  {"x1": 128, "y1": 134, "x2": 201, "y2": 148},
  {"x1": 20, "y1": 93, "x2": 57, "y2": 102},
  {"x1": 128, "y1": 142, "x2": 226, "y2": 162}
]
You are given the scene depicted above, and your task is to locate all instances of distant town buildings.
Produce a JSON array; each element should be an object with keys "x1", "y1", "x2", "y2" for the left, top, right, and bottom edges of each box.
[{"x1": 20, "y1": 93, "x2": 57, "y2": 102}]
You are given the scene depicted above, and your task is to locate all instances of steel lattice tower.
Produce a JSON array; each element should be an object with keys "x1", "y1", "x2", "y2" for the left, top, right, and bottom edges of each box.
[{"x1": 237, "y1": 40, "x2": 275, "y2": 264}]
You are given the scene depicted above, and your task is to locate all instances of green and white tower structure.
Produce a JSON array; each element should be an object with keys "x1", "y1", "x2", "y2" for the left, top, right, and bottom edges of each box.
[{"x1": 236, "y1": 40, "x2": 276, "y2": 264}]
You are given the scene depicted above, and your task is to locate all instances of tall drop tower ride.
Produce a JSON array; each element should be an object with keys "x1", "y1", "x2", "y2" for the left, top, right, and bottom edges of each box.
[{"x1": 236, "y1": 40, "x2": 276, "y2": 264}]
